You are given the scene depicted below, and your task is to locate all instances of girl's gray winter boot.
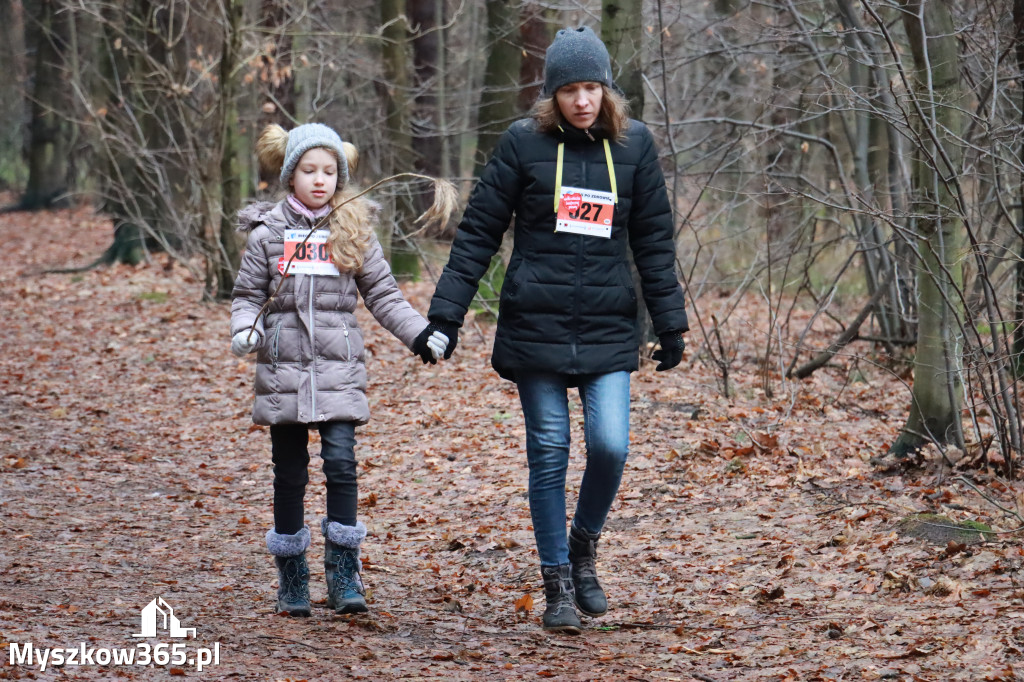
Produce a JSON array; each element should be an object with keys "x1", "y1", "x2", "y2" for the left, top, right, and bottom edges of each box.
[
  {"x1": 266, "y1": 527, "x2": 312, "y2": 617},
  {"x1": 568, "y1": 523, "x2": 607, "y2": 616},
  {"x1": 540, "y1": 564, "x2": 582, "y2": 634},
  {"x1": 322, "y1": 519, "x2": 368, "y2": 614}
]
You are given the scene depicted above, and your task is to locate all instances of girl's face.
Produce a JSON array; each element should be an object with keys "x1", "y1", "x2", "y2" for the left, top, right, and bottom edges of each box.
[
  {"x1": 555, "y1": 81, "x2": 604, "y2": 130},
  {"x1": 290, "y1": 147, "x2": 339, "y2": 210}
]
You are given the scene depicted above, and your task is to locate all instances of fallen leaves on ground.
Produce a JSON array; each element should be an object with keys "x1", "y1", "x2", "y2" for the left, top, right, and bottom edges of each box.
[{"x1": 1, "y1": 201, "x2": 1022, "y2": 680}]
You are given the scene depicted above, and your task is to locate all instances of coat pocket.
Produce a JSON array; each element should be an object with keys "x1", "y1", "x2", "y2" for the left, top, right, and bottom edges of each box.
[
  {"x1": 618, "y1": 262, "x2": 638, "y2": 304},
  {"x1": 501, "y1": 258, "x2": 526, "y2": 299},
  {"x1": 270, "y1": 322, "x2": 283, "y2": 369}
]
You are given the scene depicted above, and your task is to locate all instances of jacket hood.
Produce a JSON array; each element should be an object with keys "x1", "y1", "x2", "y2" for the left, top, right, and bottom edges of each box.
[{"x1": 236, "y1": 201, "x2": 279, "y2": 233}]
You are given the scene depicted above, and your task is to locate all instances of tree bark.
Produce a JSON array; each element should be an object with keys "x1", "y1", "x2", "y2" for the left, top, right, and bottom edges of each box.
[
  {"x1": 214, "y1": 0, "x2": 243, "y2": 299},
  {"x1": 23, "y1": 0, "x2": 72, "y2": 210},
  {"x1": 377, "y1": 0, "x2": 418, "y2": 275},
  {"x1": 889, "y1": 0, "x2": 965, "y2": 457},
  {"x1": 408, "y1": 0, "x2": 441, "y2": 179},
  {"x1": 475, "y1": 0, "x2": 521, "y2": 177},
  {"x1": 517, "y1": 3, "x2": 554, "y2": 112},
  {"x1": 836, "y1": 0, "x2": 914, "y2": 346},
  {"x1": 1014, "y1": 0, "x2": 1024, "y2": 377},
  {"x1": 602, "y1": 0, "x2": 644, "y2": 113},
  {"x1": 256, "y1": 0, "x2": 297, "y2": 146},
  {"x1": 0, "y1": 0, "x2": 27, "y2": 192}
]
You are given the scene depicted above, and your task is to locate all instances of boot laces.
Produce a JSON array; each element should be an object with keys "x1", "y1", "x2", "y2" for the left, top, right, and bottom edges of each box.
[
  {"x1": 572, "y1": 553, "x2": 597, "y2": 579},
  {"x1": 549, "y1": 590, "x2": 576, "y2": 616},
  {"x1": 543, "y1": 569, "x2": 574, "y2": 601},
  {"x1": 570, "y1": 535, "x2": 599, "y2": 579},
  {"x1": 331, "y1": 550, "x2": 365, "y2": 595},
  {"x1": 280, "y1": 557, "x2": 309, "y2": 599}
]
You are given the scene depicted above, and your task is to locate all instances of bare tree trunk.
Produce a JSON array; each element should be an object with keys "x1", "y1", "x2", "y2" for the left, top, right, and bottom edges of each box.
[
  {"x1": 377, "y1": 0, "x2": 417, "y2": 273},
  {"x1": 214, "y1": 0, "x2": 243, "y2": 300},
  {"x1": 1014, "y1": 0, "x2": 1024, "y2": 377},
  {"x1": 518, "y1": 3, "x2": 553, "y2": 113},
  {"x1": 836, "y1": 0, "x2": 914, "y2": 345},
  {"x1": 889, "y1": 0, "x2": 965, "y2": 457},
  {"x1": 404, "y1": 0, "x2": 440, "y2": 272},
  {"x1": 602, "y1": 0, "x2": 644, "y2": 113},
  {"x1": 409, "y1": 0, "x2": 440, "y2": 179},
  {"x1": 256, "y1": 0, "x2": 297, "y2": 138},
  {"x1": 475, "y1": 0, "x2": 521, "y2": 177},
  {"x1": 605, "y1": 0, "x2": 654, "y2": 345},
  {"x1": 22, "y1": 0, "x2": 72, "y2": 210},
  {"x1": 0, "y1": 0, "x2": 27, "y2": 191}
]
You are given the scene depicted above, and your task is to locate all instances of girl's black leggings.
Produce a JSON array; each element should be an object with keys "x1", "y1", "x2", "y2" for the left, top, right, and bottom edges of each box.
[{"x1": 270, "y1": 420, "x2": 358, "y2": 534}]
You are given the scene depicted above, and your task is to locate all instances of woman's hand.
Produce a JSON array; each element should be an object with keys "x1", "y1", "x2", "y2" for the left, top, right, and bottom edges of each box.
[
  {"x1": 413, "y1": 322, "x2": 459, "y2": 364},
  {"x1": 652, "y1": 332, "x2": 685, "y2": 371}
]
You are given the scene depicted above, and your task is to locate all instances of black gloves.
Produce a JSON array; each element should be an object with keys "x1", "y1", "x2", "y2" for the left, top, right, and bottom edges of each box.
[
  {"x1": 652, "y1": 331, "x2": 685, "y2": 371},
  {"x1": 412, "y1": 321, "x2": 459, "y2": 364}
]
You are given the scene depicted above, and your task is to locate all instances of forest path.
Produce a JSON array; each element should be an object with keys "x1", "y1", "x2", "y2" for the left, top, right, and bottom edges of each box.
[{"x1": 2, "y1": 205, "x2": 1020, "y2": 680}]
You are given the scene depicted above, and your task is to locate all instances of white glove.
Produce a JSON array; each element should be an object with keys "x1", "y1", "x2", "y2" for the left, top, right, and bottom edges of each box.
[
  {"x1": 426, "y1": 330, "x2": 449, "y2": 360},
  {"x1": 231, "y1": 330, "x2": 260, "y2": 357}
]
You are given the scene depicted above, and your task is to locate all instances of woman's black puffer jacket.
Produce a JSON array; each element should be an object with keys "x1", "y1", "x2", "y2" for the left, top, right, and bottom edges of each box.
[{"x1": 429, "y1": 118, "x2": 688, "y2": 382}]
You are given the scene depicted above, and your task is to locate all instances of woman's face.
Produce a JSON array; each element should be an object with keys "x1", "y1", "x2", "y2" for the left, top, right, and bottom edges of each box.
[
  {"x1": 290, "y1": 147, "x2": 339, "y2": 210},
  {"x1": 555, "y1": 81, "x2": 604, "y2": 130}
]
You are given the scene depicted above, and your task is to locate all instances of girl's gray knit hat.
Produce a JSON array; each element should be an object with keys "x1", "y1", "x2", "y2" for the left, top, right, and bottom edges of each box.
[
  {"x1": 541, "y1": 26, "x2": 614, "y2": 97},
  {"x1": 280, "y1": 122, "x2": 349, "y2": 187}
]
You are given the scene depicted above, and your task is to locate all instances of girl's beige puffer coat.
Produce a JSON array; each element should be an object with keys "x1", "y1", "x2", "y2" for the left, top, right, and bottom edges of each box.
[{"x1": 230, "y1": 193, "x2": 427, "y2": 426}]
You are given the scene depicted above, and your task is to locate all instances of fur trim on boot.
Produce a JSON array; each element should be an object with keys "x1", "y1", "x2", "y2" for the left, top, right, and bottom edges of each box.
[
  {"x1": 265, "y1": 527, "x2": 311, "y2": 617},
  {"x1": 321, "y1": 518, "x2": 367, "y2": 548},
  {"x1": 266, "y1": 526, "x2": 311, "y2": 557}
]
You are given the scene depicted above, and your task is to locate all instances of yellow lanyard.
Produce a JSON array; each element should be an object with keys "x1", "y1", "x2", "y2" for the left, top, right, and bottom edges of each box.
[{"x1": 553, "y1": 139, "x2": 618, "y2": 212}]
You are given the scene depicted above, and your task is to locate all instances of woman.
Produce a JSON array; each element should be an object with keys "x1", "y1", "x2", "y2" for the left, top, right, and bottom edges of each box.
[{"x1": 424, "y1": 26, "x2": 687, "y2": 633}]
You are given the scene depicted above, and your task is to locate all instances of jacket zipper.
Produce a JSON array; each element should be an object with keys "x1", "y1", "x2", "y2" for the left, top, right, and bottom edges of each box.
[
  {"x1": 571, "y1": 156, "x2": 588, "y2": 367},
  {"x1": 342, "y1": 321, "x2": 351, "y2": 360},
  {"x1": 308, "y1": 270, "x2": 317, "y2": 421}
]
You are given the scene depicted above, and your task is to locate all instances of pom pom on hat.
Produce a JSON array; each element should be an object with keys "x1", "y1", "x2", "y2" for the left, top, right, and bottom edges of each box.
[
  {"x1": 278, "y1": 122, "x2": 350, "y2": 187},
  {"x1": 541, "y1": 26, "x2": 614, "y2": 97}
]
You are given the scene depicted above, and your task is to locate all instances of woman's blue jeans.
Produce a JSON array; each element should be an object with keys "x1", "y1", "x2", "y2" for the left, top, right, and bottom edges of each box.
[{"x1": 515, "y1": 371, "x2": 630, "y2": 567}]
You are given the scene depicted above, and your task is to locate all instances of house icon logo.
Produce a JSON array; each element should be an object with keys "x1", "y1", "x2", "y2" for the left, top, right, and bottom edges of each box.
[{"x1": 132, "y1": 597, "x2": 196, "y2": 639}]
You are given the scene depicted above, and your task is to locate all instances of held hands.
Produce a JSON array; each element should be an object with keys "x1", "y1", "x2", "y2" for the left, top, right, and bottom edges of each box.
[
  {"x1": 652, "y1": 332, "x2": 685, "y2": 371},
  {"x1": 231, "y1": 330, "x2": 261, "y2": 357},
  {"x1": 413, "y1": 321, "x2": 459, "y2": 364}
]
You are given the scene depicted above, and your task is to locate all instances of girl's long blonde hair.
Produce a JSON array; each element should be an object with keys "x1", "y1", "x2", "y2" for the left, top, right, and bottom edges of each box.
[
  {"x1": 256, "y1": 124, "x2": 375, "y2": 273},
  {"x1": 531, "y1": 85, "x2": 631, "y2": 141}
]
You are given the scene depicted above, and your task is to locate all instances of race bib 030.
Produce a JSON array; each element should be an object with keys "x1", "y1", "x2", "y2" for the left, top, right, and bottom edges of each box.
[{"x1": 279, "y1": 229, "x2": 339, "y2": 276}]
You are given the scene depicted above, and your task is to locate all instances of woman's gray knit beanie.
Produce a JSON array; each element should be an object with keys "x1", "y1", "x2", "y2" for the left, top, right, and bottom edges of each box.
[
  {"x1": 541, "y1": 26, "x2": 614, "y2": 97},
  {"x1": 280, "y1": 122, "x2": 349, "y2": 187}
]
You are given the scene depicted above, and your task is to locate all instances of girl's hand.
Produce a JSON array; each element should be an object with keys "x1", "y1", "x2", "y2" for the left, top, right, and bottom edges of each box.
[
  {"x1": 413, "y1": 322, "x2": 458, "y2": 364},
  {"x1": 426, "y1": 331, "x2": 449, "y2": 360},
  {"x1": 231, "y1": 330, "x2": 261, "y2": 357}
]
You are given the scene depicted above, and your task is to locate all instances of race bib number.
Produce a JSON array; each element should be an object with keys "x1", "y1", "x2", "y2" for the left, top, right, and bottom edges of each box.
[
  {"x1": 556, "y1": 186, "x2": 615, "y2": 239},
  {"x1": 279, "y1": 229, "x2": 339, "y2": 276}
]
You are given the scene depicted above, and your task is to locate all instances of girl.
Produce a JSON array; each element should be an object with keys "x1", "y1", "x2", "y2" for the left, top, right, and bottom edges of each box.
[
  {"x1": 424, "y1": 27, "x2": 688, "y2": 633},
  {"x1": 230, "y1": 122, "x2": 447, "y2": 616}
]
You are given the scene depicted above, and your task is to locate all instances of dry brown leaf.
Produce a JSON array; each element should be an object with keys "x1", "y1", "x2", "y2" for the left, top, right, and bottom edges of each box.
[{"x1": 514, "y1": 593, "x2": 533, "y2": 613}]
